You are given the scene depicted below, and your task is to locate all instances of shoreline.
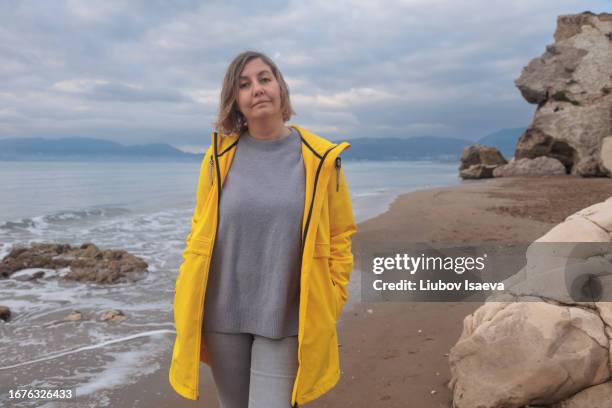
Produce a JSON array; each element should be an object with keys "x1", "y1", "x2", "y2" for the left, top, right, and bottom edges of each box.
[
  {"x1": 100, "y1": 176, "x2": 612, "y2": 408},
  {"x1": 7, "y1": 175, "x2": 612, "y2": 407}
]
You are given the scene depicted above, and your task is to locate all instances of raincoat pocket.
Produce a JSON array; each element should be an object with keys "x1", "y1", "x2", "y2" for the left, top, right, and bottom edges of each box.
[
  {"x1": 174, "y1": 236, "x2": 212, "y2": 331},
  {"x1": 314, "y1": 242, "x2": 340, "y2": 321},
  {"x1": 185, "y1": 235, "x2": 212, "y2": 257}
]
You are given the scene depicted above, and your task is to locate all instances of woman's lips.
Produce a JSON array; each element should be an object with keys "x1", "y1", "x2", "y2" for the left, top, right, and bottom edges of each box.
[{"x1": 253, "y1": 101, "x2": 270, "y2": 107}]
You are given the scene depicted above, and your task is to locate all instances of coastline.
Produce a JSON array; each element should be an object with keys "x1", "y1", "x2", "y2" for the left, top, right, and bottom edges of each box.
[{"x1": 26, "y1": 175, "x2": 612, "y2": 407}]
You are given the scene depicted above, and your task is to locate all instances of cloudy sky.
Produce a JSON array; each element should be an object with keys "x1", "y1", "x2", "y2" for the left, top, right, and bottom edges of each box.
[{"x1": 1, "y1": 0, "x2": 610, "y2": 152}]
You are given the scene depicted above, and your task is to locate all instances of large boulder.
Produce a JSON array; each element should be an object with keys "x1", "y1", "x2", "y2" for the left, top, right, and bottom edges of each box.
[
  {"x1": 514, "y1": 12, "x2": 612, "y2": 177},
  {"x1": 493, "y1": 156, "x2": 566, "y2": 177},
  {"x1": 459, "y1": 144, "x2": 507, "y2": 179},
  {"x1": 450, "y1": 193, "x2": 612, "y2": 407},
  {"x1": 449, "y1": 301, "x2": 609, "y2": 408}
]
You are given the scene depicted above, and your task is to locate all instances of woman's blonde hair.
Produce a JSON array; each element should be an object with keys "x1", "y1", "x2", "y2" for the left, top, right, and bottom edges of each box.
[{"x1": 215, "y1": 51, "x2": 295, "y2": 136}]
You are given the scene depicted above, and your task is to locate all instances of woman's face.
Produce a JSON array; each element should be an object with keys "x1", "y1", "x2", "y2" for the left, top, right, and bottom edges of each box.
[{"x1": 236, "y1": 58, "x2": 283, "y2": 125}]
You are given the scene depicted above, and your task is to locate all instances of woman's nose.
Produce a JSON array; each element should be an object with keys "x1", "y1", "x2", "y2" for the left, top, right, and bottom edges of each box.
[{"x1": 252, "y1": 82, "x2": 264, "y2": 96}]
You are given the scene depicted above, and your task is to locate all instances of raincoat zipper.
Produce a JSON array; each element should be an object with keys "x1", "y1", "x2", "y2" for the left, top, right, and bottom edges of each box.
[
  {"x1": 335, "y1": 157, "x2": 341, "y2": 192},
  {"x1": 209, "y1": 156, "x2": 214, "y2": 186}
]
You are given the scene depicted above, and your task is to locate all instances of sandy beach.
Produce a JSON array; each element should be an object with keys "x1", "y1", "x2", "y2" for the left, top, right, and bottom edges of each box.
[
  {"x1": 310, "y1": 175, "x2": 612, "y2": 408},
  {"x1": 103, "y1": 175, "x2": 612, "y2": 408}
]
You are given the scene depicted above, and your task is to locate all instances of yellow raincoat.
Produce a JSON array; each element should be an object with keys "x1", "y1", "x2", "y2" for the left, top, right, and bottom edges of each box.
[{"x1": 169, "y1": 124, "x2": 357, "y2": 406}]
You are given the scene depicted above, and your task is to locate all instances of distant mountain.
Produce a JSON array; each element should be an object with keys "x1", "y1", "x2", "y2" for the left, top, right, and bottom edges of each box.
[
  {"x1": 0, "y1": 137, "x2": 202, "y2": 161},
  {"x1": 340, "y1": 136, "x2": 473, "y2": 161},
  {"x1": 476, "y1": 127, "x2": 525, "y2": 159},
  {"x1": 339, "y1": 128, "x2": 527, "y2": 161},
  {"x1": 0, "y1": 129, "x2": 526, "y2": 162}
]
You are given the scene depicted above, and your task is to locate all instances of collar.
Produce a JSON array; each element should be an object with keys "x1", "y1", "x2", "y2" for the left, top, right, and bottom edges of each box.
[{"x1": 210, "y1": 124, "x2": 341, "y2": 158}]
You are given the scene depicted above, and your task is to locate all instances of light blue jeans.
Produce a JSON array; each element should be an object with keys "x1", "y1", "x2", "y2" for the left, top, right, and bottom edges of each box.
[{"x1": 203, "y1": 331, "x2": 299, "y2": 408}]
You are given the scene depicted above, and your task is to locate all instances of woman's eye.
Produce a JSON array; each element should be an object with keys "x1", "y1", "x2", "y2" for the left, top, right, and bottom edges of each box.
[
  {"x1": 239, "y1": 83, "x2": 249, "y2": 89},
  {"x1": 261, "y1": 77, "x2": 270, "y2": 83}
]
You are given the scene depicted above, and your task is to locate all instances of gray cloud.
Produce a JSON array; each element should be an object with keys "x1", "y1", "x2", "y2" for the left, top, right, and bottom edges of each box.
[
  {"x1": 52, "y1": 80, "x2": 190, "y2": 103},
  {"x1": 0, "y1": 0, "x2": 610, "y2": 151}
]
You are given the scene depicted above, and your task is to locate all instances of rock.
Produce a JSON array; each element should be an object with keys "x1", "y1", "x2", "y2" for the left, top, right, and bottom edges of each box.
[
  {"x1": 459, "y1": 164, "x2": 497, "y2": 179},
  {"x1": 553, "y1": 12, "x2": 612, "y2": 42},
  {"x1": 493, "y1": 156, "x2": 566, "y2": 177},
  {"x1": 565, "y1": 201, "x2": 612, "y2": 232},
  {"x1": 498, "y1": 200, "x2": 612, "y2": 303},
  {"x1": 535, "y1": 217, "x2": 609, "y2": 243},
  {"x1": 459, "y1": 144, "x2": 507, "y2": 171},
  {"x1": 575, "y1": 156, "x2": 603, "y2": 177},
  {"x1": 449, "y1": 301, "x2": 610, "y2": 408},
  {"x1": 552, "y1": 381, "x2": 612, "y2": 407},
  {"x1": 65, "y1": 310, "x2": 83, "y2": 321},
  {"x1": 100, "y1": 309, "x2": 127, "y2": 323},
  {"x1": 501, "y1": 254, "x2": 612, "y2": 305},
  {"x1": 458, "y1": 144, "x2": 509, "y2": 179},
  {"x1": 13, "y1": 270, "x2": 46, "y2": 281},
  {"x1": 30, "y1": 270, "x2": 45, "y2": 280},
  {"x1": 80, "y1": 243, "x2": 100, "y2": 258},
  {"x1": 0, "y1": 306, "x2": 11, "y2": 322},
  {"x1": 601, "y1": 137, "x2": 612, "y2": 174},
  {"x1": 451, "y1": 194, "x2": 612, "y2": 407},
  {"x1": 514, "y1": 12, "x2": 612, "y2": 177},
  {"x1": 459, "y1": 145, "x2": 507, "y2": 179},
  {"x1": 0, "y1": 243, "x2": 148, "y2": 283}
]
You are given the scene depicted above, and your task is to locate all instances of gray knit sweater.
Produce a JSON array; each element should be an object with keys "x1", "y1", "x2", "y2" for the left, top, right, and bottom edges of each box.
[{"x1": 202, "y1": 127, "x2": 305, "y2": 338}]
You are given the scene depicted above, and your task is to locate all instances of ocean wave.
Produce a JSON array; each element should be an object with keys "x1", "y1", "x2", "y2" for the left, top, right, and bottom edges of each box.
[
  {"x1": 352, "y1": 189, "x2": 391, "y2": 197},
  {"x1": 0, "y1": 329, "x2": 174, "y2": 371},
  {"x1": 0, "y1": 242, "x2": 13, "y2": 261},
  {"x1": 0, "y1": 207, "x2": 131, "y2": 233}
]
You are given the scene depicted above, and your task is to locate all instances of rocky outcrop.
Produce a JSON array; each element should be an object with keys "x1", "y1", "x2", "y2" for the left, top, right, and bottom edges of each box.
[
  {"x1": 514, "y1": 12, "x2": 612, "y2": 177},
  {"x1": 492, "y1": 156, "x2": 566, "y2": 177},
  {"x1": 459, "y1": 145, "x2": 507, "y2": 179},
  {"x1": 449, "y1": 195, "x2": 612, "y2": 407},
  {"x1": 0, "y1": 243, "x2": 148, "y2": 284}
]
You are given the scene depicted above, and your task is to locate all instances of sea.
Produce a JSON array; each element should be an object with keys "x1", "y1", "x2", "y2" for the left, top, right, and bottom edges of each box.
[{"x1": 0, "y1": 160, "x2": 459, "y2": 407}]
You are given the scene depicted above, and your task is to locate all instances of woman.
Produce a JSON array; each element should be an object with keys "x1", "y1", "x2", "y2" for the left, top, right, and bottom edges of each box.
[{"x1": 169, "y1": 50, "x2": 357, "y2": 408}]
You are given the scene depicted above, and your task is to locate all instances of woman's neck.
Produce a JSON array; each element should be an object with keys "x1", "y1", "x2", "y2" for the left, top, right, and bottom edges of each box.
[{"x1": 247, "y1": 118, "x2": 291, "y2": 141}]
